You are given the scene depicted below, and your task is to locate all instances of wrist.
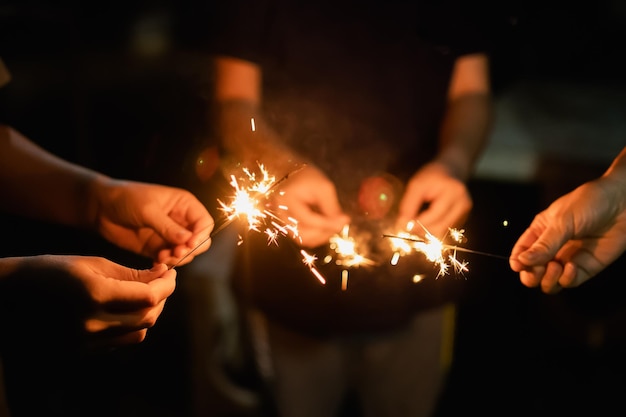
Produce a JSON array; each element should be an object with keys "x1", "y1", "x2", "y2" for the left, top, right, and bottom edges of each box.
[
  {"x1": 84, "y1": 174, "x2": 116, "y2": 232},
  {"x1": 430, "y1": 152, "x2": 471, "y2": 182}
]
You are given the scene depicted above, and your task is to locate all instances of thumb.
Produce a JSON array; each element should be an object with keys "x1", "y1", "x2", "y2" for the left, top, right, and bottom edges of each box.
[
  {"x1": 134, "y1": 263, "x2": 175, "y2": 284},
  {"x1": 519, "y1": 227, "x2": 570, "y2": 266}
]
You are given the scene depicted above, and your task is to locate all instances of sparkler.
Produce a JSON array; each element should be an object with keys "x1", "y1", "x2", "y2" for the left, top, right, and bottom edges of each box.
[
  {"x1": 172, "y1": 153, "x2": 508, "y2": 291},
  {"x1": 322, "y1": 224, "x2": 377, "y2": 290},
  {"x1": 383, "y1": 220, "x2": 508, "y2": 279},
  {"x1": 169, "y1": 163, "x2": 307, "y2": 270}
]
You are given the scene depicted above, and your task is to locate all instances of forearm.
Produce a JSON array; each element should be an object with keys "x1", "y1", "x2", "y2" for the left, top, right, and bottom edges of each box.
[
  {"x1": 213, "y1": 99, "x2": 307, "y2": 176},
  {"x1": 0, "y1": 125, "x2": 102, "y2": 229},
  {"x1": 0, "y1": 257, "x2": 22, "y2": 281},
  {"x1": 435, "y1": 92, "x2": 492, "y2": 182},
  {"x1": 434, "y1": 53, "x2": 492, "y2": 182},
  {"x1": 212, "y1": 56, "x2": 306, "y2": 177}
]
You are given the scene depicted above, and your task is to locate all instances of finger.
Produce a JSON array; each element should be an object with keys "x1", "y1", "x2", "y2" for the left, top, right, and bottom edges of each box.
[
  {"x1": 396, "y1": 188, "x2": 426, "y2": 227},
  {"x1": 418, "y1": 204, "x2": 468, "y2": 239},
  {"x1": 519, "y1": 265, "x2": 545, "y2": 288},
  {"x1": 85, "y1": 304, "x2": 164, "y2": 333},
  {"x1": 559, "y1": 262, "x2": 580, "y2": 288},
  {"x1": 99, "y1": 267, "x2": 176, "y2": 309},
  {"x1": 297, "y1": 226, "x2": 338, "y2": 249},
  {"x1": 290, "y1": 205, "x2": 349, "y2": 237},
  {"x1": 409, "y1": 191, "x2": 470, "y2": 239},
  {"x1": 541, "y1": 261, "x2": 564, "y2": 294},
  {"x1": 111, "y1": 329, "x2": 149, "y2": 345},
  {"x1": 313, "y1": 189, "x2": 346, "y2": 220},
  {"x1": 510, "y1": 228, "x2": 542, "y2": 269},
  {"x1": 187, "y1": 221, "x2": 214, "y2": 249},
  {"x1": 88, "y1": 329, "x2": 149, "y2": 349},
  {"x1": 563, "y1": 250, "x2": 601, "y2": 288},
  {"x1": 158, "y1": 236, "x2": 213, "y2": 266},
  {"x1": 147, "y1": 208, "x2": 194, "y2": 245},
  {"x1": 518, "y1": 226, "x2": 571, "y2": 267},
  {"x1": 509, "y1": 254, "x2": 528, "y2": 272}
]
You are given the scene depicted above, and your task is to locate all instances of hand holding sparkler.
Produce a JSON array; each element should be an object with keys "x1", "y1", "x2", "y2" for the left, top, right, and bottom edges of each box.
[
  {"x1": 396, "y1": 161, "x2": 472, "y2": 239},
  {"x1": 270, "y1": 164, "x2": 350, "y2": 248},
  {"x1": 89, "y1": 177, "x2": 214, "y2": 267},
  {"x1": 510, "y1": 148, "x2": 626, "y2": 293},
  {"x1": 0, "y1": 255, "x2": 176, "y2": 348}
]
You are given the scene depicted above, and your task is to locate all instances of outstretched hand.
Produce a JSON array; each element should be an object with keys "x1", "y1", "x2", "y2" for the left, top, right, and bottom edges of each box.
[{"x1": 510, "y1": 178, "x2": 626, "y2": 293}]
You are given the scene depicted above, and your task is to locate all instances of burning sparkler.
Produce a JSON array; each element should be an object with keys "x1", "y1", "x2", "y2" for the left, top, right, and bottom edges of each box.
[
  {"x1": 217, "y1": 164, "x2": 299, "y2": 241},
  {"x1": 169, "y1": 164, "x2": 297, "y2": 266},
  {"x1": 322, "y1": 224, "x2": 377, "y2": 290},
  {"x1": 382, "y1": 220, "x2": 469, "y2": 279},
  {"x1": 172, "y1": 158, "x2": 506, "y2": 290},
  {"x1": 168, "y1": 163, "x2": 331, "y2": 284},
  {"x1": 384, "y1": 220, "x2": 507, "y2": 279}
]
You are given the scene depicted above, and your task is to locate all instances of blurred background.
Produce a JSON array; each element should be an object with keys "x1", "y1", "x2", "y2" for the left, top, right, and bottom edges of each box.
[{"x1": 1, "y1": 1, "x2": 625, "y2": 416}]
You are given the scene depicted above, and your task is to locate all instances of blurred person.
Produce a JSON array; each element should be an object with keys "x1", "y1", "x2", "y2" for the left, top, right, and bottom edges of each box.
[
  {"x1": 204, "y1": 2, "x2": 493, "y2": 416},
  {"x1": 510, "y1": 146, "x2": 626, "y2": 294}
]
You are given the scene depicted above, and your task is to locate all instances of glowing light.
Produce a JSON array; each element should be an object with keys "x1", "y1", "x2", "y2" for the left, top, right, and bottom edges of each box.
[
  {"x1": 326, "y1": 224, "x2": 377, "y2": 290},
  {"x1": 413, "y1": 274, "x2": 426, "y2": 283},
  {"x1": 384, "y1": 221, "x2": 470, "y2": 280},
  {"x1": 329, "y1": 225, "x2": 376, "y2": 269},
  {"x1": 212, "y1": 163, "x2": 333, "y2": 284},
  {"x1": 217, "y1": 164, "x2": 299, "y2": 243}
]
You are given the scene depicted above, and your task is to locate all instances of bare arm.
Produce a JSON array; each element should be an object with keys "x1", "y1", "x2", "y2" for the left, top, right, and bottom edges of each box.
[
  {"x1": 0, "y1": 125, "x2": 214, "y2": 265},
  {"x1": 435, "y1": 52, "x2": 493, "y2": 181},
  {"x1": 211, "y1": 56, "x2": 349, "y2": 246},
  {"x1": 396, "y1": 53, "x2": 493, "y2": 236},
  {"x1": 212, "y1": 56, "x2": 307, "y2": 176},
  {"x1": 0, "y1": 125, "x2": 100, "y2": 229}
]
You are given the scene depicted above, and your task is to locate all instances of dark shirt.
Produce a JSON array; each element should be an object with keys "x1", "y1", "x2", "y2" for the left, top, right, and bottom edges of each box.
[{"x1": 209, "y1": 0, "x2": 490, "y2": 336}]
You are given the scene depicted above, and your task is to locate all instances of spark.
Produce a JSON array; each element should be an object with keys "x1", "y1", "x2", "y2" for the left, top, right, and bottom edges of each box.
[
  {"x1": 169, "y1": 163, "x2": 305, "y2": 270},
  {"x1": 329, "y1": 225, "x2": 377, "y2": 269},
  {"x1": 384, "y1": 221, "x2": 469, "y2": 279},
  {"x1": 326, "y1": 224, "x2": 377, "y2": 290},
  {"x1": 217, "y1": 163, "x2": 299, "y2": 244},
  {"x1": 214, "y1": 163, "x2": 330, "y2": 284},
  {"x1": 301, "y1": 249, "x2": 326, "y2": 284},
  {"x1": 383, "y1": 221, "x2": 508, "y2": 279}
]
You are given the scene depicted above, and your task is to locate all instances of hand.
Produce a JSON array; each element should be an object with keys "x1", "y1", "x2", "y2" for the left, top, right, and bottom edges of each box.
[
  {"x1": 396, "y1": 161, "x2": 472, "y2": 239},
  {"x1": 272, "y1": 165, "x2": 350, "y2": 248},
  {"x1": 510, "y1": 178, "x2": 626, "y2": 294},
  {"x1": 91, "y1": 178, "x2": 214, "y2": 266},
  {"x1": 0, "y1": 255, "x2": 176, "y2": 348}
]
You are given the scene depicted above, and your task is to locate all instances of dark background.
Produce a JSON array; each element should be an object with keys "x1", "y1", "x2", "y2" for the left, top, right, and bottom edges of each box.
[{"x1": 1, "y1": 1, "x2": 626, "y2": 416}]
